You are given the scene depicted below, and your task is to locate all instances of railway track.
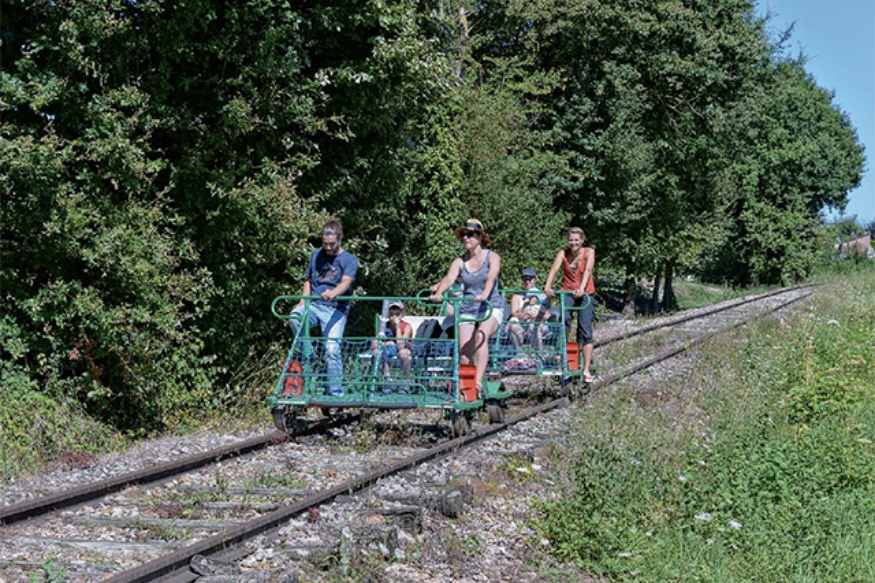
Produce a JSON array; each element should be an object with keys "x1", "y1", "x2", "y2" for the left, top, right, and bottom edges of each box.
[{"x1": 0, "y1": 285, "x2": 813, "y2": 582}]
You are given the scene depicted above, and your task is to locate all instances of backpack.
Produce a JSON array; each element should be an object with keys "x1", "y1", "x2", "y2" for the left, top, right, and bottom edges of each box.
[{"x1": 412, "y1": 318, "x2": 450, "y2": 359}]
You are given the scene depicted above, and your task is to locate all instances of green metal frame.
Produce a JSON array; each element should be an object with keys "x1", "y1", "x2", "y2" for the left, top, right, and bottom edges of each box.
[
  {"x1": 266, "y1": 294, "x2": 512, "y2": 413},
  {"x1": 489, "y1": 289, "x2": 591, "y2": 379}
]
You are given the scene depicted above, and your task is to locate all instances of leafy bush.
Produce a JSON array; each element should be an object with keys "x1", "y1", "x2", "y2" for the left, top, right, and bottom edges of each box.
[{"x1": 0, "y1": 376, "x2": 124, "y2": 483}]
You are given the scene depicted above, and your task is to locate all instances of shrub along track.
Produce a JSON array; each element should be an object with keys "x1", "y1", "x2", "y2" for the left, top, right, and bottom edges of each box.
[{"x1": 0, "y1": 285, "x2": 813, "y2": 582}]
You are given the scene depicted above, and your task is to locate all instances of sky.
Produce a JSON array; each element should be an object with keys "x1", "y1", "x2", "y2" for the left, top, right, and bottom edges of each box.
[{"x1": 757, "y1": 0, "x2": 875, "y2": 226}]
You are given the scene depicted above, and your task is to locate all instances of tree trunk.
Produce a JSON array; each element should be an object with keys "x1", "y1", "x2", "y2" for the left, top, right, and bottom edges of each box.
[
  {"x1": 649, "y1": 263, "x2": 663, "y2": 313},
  {"x1": 621, "y1": 277, "x2": 636, "y2": 318},
  {"x1": 662, "y1": 260, "x2": 678, "y2": 312}
]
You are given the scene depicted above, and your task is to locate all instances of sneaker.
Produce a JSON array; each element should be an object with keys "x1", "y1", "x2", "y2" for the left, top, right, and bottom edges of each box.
[{"x1": 583, "y1": 372, "x2": 597, "y2": 383}]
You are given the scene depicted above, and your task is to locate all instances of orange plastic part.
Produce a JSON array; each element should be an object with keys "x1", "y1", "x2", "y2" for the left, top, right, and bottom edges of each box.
[
  {"x1": 281, "y1": 359, "x2": 304, "y2": 397},
  {"x1": 458, "y1": 363, "x2": 479, "y2": 402},
  {"x1": 566, "y1": 343, "x2": 580, "y2": 372}
]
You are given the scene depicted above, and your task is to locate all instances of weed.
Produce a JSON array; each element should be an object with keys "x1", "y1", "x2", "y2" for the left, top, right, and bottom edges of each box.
[
  {"x1": 246, "y1": 468, "x2": 308, "y2": 490},
  {"x1": 500, "y1": 454, "x2": 539, "y2": 482},
  {"x1": 214, "y1": 469, "x2": 229, "y2": 496},
  {"x1": 0, "y1": 391, "x2": 125, "y2": 483},
  {"x1": 27, "y1": 559, "x2": 68, "y2": 583},
  {"x1": 538, "y1": 273, "x2": 875, "y2": 582}
]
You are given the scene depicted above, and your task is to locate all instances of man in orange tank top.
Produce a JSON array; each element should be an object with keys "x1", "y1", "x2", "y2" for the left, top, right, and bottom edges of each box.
[{"x1": 545, "y1": 227, "x2": 597, "y2": 382}]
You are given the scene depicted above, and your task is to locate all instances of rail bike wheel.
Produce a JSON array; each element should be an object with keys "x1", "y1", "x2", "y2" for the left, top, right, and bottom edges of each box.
[
  {"x1": 486, "y1": 400, "x2": 505, "y2": 424},
  {"x1": 559, "y1": 376, "x2": 574, "y2": 399},
  {"x1": 450, "y1": 410, "x2": 470, "y2": 438},
  {"x1": 272, "y1": 405, "x2": 298, "y2": 434}
]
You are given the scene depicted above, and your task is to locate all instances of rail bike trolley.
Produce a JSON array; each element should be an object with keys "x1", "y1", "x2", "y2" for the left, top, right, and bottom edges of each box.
[
  {"x1": 267, "y1": 295, "x2": 512, "y2": 437},
  {"x1": 487, "y1": 290, "x2": 592, "y2": 396}
]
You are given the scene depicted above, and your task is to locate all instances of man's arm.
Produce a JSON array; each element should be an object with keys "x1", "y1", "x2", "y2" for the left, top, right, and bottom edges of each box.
[{"x1": 322, "y1": 275, "x2": 353, "y2": 301}]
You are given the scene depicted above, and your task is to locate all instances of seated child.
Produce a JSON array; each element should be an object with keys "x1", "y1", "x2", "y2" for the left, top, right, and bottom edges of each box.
[
  {"x1": 372, "y1": 300, "x2": 413, "y2": 392},
  {"x1": 507, "y1": 268, "x2": 550, "y2": 351}
]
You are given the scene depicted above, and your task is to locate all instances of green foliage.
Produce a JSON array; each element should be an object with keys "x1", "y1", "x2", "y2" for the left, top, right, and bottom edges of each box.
[
  {"x1": 671, "y1": 280, "x2": 760, "y2": 310},
  {"x1": 0, "y1": 377, "x2": 124, "y2": 483},
  {"x1": 538, "y1": 274, "x2": 875, "y2": 581},
  {"x1": 703, "y1": 60, "x2": 865, "y2": 285},
  {"x1": 1, "y1": 0, "x2": 867, "y2": 449},
  {"x1": 781, "y1": 278, "x2": 875, "y2": 424},
  {"x1": 26, "y1": 560, "x2": 69, "y2": 583},
  {"x1": 455, "y1": 56, "x2": 570, "y2": 280},
  {"x1": 506, "y1": 0, "x2": 770, "y2": 281},
  {"x1": 812, "y1": 217, "x2": 875, "y2": 277},
  {"x1": 1, "y1": 0, "x2": 458, "y2": 432}
]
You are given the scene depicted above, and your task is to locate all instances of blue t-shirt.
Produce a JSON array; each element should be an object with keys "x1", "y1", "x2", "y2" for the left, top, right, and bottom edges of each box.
[{"x1": 306, "y1": 248, "x2": 359, "y2": 312}]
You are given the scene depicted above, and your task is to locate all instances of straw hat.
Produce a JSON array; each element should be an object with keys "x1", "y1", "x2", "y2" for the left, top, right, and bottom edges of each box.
[{"x1": 454, "y1": 218, "x2": 490, "y2": 246}]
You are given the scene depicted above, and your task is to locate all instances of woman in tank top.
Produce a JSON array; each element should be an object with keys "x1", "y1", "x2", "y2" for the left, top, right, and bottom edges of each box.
[
  {"x1": 545, "y1": 226, "x2": 597, "y2": 382},
  {"x1": 430, "y1": 218, "x2": 503, "y2": 392}
]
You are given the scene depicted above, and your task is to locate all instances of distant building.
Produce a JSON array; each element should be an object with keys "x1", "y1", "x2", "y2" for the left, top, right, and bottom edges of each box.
[{"x1": 837, "y1": 234, "x2": 874, "y2": 259}]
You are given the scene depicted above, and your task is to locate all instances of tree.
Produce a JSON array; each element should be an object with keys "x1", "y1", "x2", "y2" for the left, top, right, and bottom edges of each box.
[
  {"x1": 703, "y1": 59, "x2": 865, "y2": 285},
  {"x1": 0, "y1": 0, "x2": 460, "y2": 427},
  {"x1": 473, "y1": 0, "x2": 772, "y2": 307}
]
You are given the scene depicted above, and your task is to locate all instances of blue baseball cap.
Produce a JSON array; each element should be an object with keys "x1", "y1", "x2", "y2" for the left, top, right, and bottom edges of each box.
[{"x1": 521, "y1": 268, "x2": 537, "y2": 278}]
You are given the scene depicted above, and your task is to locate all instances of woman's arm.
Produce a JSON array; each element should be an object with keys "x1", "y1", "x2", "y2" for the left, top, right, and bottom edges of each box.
[
  {"x1": 430, "y1": 259, "x2": 462, "y2": 302},
  {"x1": 544, "y1": 250, "x2": 564, "y2": 298},
  {"x1": 510, "y1": 294, "x2": 524, "y2": 318},
  {"x1": 577, "y1": 248, "x2": 595, "y2": 297}
]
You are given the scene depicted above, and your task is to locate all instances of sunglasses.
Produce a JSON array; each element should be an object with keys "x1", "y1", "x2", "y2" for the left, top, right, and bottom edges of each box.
[
  {"x1": 459, "y1": 230, "x2": 478, "y2": 238},
  {"x1": 522, "y1": 276, "x2": 535, "y2": 281}
]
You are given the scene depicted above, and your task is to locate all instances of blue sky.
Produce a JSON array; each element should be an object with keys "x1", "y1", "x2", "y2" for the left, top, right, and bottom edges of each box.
[{"x1": 757, "y1": 0, "x2": 874, "y2": 225}]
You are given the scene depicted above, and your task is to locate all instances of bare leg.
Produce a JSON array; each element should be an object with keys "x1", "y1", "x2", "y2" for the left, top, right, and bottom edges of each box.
[
  {"x1": 473, "y1": 318, "x2": 500, "y2": 387},
  {"x1": 400, "y1": 349, "x2": 411, "y2": 376},
  {"x1": 583, "y1": 343, "x2": 593, "y2": 376},
  {"x1": 458, "y1": 324, "x2": 476, "y2": 366},
  {"x1": 509, "y1": 323, "x2": 523, "y2": 351}
]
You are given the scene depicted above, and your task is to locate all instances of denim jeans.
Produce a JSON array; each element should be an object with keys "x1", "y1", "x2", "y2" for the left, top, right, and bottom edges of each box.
[{"x1": 290, "y1": 302, "x2": 348, "y2": 397}]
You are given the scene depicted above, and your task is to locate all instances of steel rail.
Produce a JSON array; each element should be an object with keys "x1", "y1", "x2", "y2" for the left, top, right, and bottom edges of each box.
[
  {"x1": 594, "y1": 283, "x2": 816, "y2": 347},
  {"x1": 0, "y1": 414, "x2": 360, "y2": 526},
  {"x1": 1, "y1": 286, "x2": 813, "y2": 527},
  {"x1": 102, "y1": 399, "x2": 569, "y2": 583},
  {"x1": 103, "y1": 289, "x2": 813, "y2": 583},
  {"x1": 589, "y1": 290, "x2": 812, "y2": 390}
]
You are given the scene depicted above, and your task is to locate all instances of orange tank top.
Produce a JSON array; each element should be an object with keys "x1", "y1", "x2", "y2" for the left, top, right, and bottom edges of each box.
[{"x1": 561, "y1": 248, "x2": 595, "y2": 294}]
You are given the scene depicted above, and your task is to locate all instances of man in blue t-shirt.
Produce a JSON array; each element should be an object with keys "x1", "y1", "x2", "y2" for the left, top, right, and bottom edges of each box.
[{"x1": 290, "y1": 218, "x2": 359, "y2": 397}]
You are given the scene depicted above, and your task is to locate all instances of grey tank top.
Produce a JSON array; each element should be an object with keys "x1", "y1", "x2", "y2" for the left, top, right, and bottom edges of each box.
[{"x1": 459, "y1": 250, "x2": 502, "y2": 319}]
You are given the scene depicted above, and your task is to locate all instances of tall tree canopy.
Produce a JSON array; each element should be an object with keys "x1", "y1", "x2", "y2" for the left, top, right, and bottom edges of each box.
[{"x1": 1, "y1": 0, "x2": 864, "y2": 430}]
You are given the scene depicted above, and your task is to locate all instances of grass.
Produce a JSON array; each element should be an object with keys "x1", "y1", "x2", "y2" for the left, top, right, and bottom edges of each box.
[
  {"x1": 671, "y1": 280, "x2": 769, "y2": 311},
  {"x1": 538, "y1": 268, "x2": 875, "y2": 582}
]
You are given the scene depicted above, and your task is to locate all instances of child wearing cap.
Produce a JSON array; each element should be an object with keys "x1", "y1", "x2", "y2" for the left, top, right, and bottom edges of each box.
[{"x1": 372, "y1": 301, "x2": 413, "y2": 392}]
